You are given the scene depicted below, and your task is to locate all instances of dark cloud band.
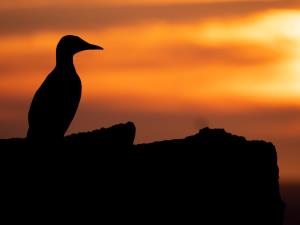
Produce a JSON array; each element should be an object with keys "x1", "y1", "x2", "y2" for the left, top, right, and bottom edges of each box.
[{"x1": 0, "y1": 0, "x2": 298, "y2": 36}]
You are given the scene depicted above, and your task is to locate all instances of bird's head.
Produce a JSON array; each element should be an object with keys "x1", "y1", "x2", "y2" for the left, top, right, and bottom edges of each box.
[{"x1": 56, "y1": 35, "x2": 103, "y2": 56}]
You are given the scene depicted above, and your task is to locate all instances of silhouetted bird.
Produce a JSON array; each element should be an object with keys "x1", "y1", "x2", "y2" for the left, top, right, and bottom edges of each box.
[{"x1": 27, "y1": 35, "x2": 103, "y2": 142}]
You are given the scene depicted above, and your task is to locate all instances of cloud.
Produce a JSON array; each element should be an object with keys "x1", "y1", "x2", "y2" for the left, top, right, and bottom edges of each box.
[
  {"x1": 0, "y1": 1, "x2": 299, "y2": 36},
  {"x1": 0, "y1": 0, "x2": 285, "y2": 9},
  {"x1": 159, "y1": 43, "x2": 287, "y2": 66}
]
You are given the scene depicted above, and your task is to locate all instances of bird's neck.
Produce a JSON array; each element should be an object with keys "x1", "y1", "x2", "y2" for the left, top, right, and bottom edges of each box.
[{"x1": 56, "y1": 54, "x2": 75, "y2": 71}]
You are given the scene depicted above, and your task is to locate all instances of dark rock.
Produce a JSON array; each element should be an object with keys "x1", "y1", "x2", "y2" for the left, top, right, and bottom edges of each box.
[
  {"x1": 64, "y1": 121, "x2": 135, "y2": 150},
  {"x1": 132, "y1": 127, "x2": 285, "y2": 225},
  {"x1": 0, "y1": 123, "x2": 285, "y2": 224}
]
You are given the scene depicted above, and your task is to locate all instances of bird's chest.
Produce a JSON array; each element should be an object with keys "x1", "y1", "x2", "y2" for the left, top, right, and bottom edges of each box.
[{"x1": 49, "y1": 74, "x2": 82, "y2": 104}]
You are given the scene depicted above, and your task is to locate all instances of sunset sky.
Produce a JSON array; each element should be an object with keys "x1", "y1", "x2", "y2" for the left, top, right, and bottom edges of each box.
[{"x1": 1, "y1": 0, "x2": 300, "y2": 182}]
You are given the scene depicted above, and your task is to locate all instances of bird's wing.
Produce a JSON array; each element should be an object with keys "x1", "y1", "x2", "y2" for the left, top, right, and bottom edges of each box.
[
  {"x1": 28, "y1": 72, "x2": 81, "y2": 137},
  {"x1": 28, "y1": 73, "x2": 65, "y2": 134}
]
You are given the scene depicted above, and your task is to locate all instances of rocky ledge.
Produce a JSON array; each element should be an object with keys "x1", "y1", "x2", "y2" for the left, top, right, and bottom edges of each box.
[{"x1": 0, "y1": 122, "x2": 285, "y2": 224}]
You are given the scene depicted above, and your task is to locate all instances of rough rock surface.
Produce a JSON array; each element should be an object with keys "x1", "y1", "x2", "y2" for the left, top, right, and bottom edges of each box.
[{"x1": 0, "y1": 122, "x2": 285, "y2": 224}]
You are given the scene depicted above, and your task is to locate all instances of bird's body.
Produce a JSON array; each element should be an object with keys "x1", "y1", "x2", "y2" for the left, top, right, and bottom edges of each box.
[
  {"x1": 27, "y1": 35, "x2": 102, "y2": 142},
  {"x1": 27, "y1": 66, "x2": 82, "y2": 141}
]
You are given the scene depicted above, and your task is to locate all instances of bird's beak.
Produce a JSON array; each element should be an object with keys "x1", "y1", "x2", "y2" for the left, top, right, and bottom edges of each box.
[{"x1": 84, "y1": 41, "x2": 104, "y2": 50}]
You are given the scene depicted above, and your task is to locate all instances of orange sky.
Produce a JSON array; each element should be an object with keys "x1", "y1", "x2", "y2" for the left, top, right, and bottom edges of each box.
[{"x1": 1, "y1": 0, "x2": 300, "y2": 182}]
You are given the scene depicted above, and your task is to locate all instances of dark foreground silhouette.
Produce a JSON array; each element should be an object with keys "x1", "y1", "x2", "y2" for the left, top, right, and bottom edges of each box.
[
  {"x1": 0, "y1": 122, "x2": 285, "y2": 224},
  {"x1": 27, "y1": 35, "x2": 103, "y2": 141}
]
